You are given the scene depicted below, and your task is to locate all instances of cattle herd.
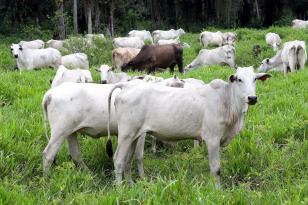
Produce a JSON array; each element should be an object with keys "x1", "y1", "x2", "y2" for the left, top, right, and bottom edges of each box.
[{"x1": 9, "y1": 19, "x2": 308, "y2": 188}]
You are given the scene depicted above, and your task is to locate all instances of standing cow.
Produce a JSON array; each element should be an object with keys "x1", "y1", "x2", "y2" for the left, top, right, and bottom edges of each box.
[
  {"x1": 106, "y1": 66, "x2": 271, "y2": 188},
  {"x1": 112, "y1": 47, "x2": 140, "y2": 72}
]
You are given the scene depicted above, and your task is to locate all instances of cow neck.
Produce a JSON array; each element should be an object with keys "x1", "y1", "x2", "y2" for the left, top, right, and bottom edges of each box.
[
  {"x1": 270, "y1": 50, "x2": 283, "y2": 67},
  {"x1": 224, "y1": 82, "x2": 248, "y2": 126}
]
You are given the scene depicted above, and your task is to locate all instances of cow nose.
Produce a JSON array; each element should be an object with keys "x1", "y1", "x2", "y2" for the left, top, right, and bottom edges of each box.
[
  {"x1": 101, "y1": 80, "x2": 107, "y2": 84},
  {"x1": 14, "y1": 55, "x2": 18, "y2": 58},
  {"x1": 248, "y1": 96, "x2": 258, "y2": 105}
]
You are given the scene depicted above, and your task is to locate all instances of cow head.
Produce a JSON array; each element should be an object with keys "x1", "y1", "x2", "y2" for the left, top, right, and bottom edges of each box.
[
  {"x1": 223, "y1": 45, "x2": 235, "y2": 59},
  {"x1": 10, "y1": 44, "x2": 22, "y2": 58},
  {"x1": 96, "y1": 64, "x2": 112, "y2": 84},
  {"x1": 258, "y1": 58, "x2": 272, "y2": 72},
  {"x1": 229, "y1": 66, "x2": 271, "y2": 105}
]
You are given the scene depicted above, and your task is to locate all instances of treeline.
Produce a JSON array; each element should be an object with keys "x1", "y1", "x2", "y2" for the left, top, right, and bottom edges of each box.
[{"x1": 0, "y1": 0, "x2": 308, "y2": 38}]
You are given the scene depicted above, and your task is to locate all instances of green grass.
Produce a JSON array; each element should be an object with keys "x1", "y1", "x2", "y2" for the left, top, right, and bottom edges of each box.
[{"x1": 0, "y1": 27, "x2": 307, "y2": 204}]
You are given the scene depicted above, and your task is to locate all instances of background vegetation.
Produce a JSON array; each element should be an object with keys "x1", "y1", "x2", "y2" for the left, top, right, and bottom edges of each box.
[{"x1": 0, "y1": 26, "x2": 307, "y2": 204}]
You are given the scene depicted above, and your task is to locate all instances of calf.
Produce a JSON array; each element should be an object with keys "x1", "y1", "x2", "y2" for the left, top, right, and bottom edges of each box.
[
  {"x1": 107, "y1": 67, "x2": 271, "y2": 187},
  {"x1": 19, "y1": 39, "x2": 45, "y2": 49},
  {"x1": 112, "y1": 47, "x2": 140, "y2": 72},
  {"x1": 265, "y1": 33, "x2": 281, "y2": 51},
  {"x1": 61, "y1": 53, "x2": 89, "y2": 70},
  {"x1": 113, "y1": 37, "x2": 144, "y2": 49},
  {"x1": 51, "y1": 65, "x2": 93, "y2": 87},
  {"x1": 184, "y1": 45, "x2": 235, "y2": 72},
  {"x1": 200, "y1": 31, "x2": 236, "y2": 48},
  {"x1": 10, "y1": 44, "x2": 61, "y2": 71},
  {"x1": 122, "y1": 44, "x2": 183, "y2": 74}
]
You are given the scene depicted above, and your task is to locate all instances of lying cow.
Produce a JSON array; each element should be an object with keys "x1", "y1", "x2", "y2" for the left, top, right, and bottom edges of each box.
[
  {"x1": 112, "y1": 47, "x2": 140, "y2": 72},
  {"x1": 157, "y1": 38, "x2": 180, "y2": 45},
  {"x1": 46, "y1": 39, "x2": 65, "y2": 50},
  {"x1": 61, "y1": 53, "x2": 89, "y2": 70},
  {"x1": 10, "y1": 44, "x2": 61, "y2": 71},
  {"x1": 280, "y1": 40, "x2": 307, "y2": 73},
  {"x1": 19, "y1": 39, "x2": 45, "y2": 49},
  {"x1": 200, "y1": 31, "x2": 236, "y2": 48},
  {"x1": 258, "y1": 50, "x2": 284, "y2": 73},
  {"x1": 107, "y1": 66, "x2": 271, "y2": 187},
  {"x1": 152, "y1": 28, "x2": 185, "y2": 43},
  {"x1": 51, "y1": 65, "x2": 93, "y2": 87},
  {"x1": 184, "y1": 45, "x2": 235, "y2": 72},
  {"x1": 122, "y1": 44, "x2": 183, "y2": 73},
  {"x1": 128, "y1": 30, "x2": 153, "y2": 44},
  {"x1": 113, "y1": 37, "x2": 144, "y2": 49},
  {"x1": 42, "y1": 76, "x2": 185, "y2": 175},
  {"x1": 265, "y1": 33, "x2": 281, "y2": 51},
  {"x1": 96, "y1": 64, "x2": 132, "y2": 84},
  {"x1": 292, "y1": 19, "x2": 308, "y2": 29}
]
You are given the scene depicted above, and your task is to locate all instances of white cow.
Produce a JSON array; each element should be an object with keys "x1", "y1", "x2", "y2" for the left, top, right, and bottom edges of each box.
[
  {"x1": 112, "y1": 47, "x2": 140, "y2": 72},
  {"x1": 265, "y1": 33, "x2": 281, "y2": 51},
  {"x1": 61, "y1": 53, "x2": 89, "y2": 70},
  {"x1": 258, "y1": 50, "x2": 284, "y2": 72},
  {"x1": 280, "y1": 40, "x2": 307, "y2": 73},
  {"x1": 46, "y1": 40, "x2": 65, "y2": 50},
  {"x1": 113, "y1": 37, "x2": 144, "y2": 49},
  {"x1": 184, "y1": 45, "x2": 236, "y2": 72},
  {"x1": 292, "y1": 19, "x2": 308, "y2": 29},
  {"x1": 107, "y1": 66, "x2": 271, "y2": 187},
  {"x1": 128, "y1": 30, "x2": 153, "y2": 44},
  {"x1": 19, "y1": 39, "x2": 45, "y2": 49},
  {"x1": 200, "y1": 31, "x2": 236, "y2": 48},
  {"x1": 152, "y1": 28, "x2": 185, "y2": 43},
  {"x1": 10, "y1": 44, "x2": 61, "y2": 71},
  {"x1": 157, "y1": 37, "x2": 180, "y2": 45},
  {"x1": 96, "y1": 64, "x2": 132, "y2": 84},
  {"x1": 51, "y1": 65, "x2": 93, "y2": 87}
]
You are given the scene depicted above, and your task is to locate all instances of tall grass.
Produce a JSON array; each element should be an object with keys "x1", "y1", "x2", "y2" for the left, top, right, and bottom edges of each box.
[{"x1": 0, "y1": 27, "x2": 307, "y2": 204}]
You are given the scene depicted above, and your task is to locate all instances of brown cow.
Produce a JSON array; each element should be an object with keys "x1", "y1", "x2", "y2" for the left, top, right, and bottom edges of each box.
[{"x1": 121, "y1": 44, "x2": 183, "y2": 73}]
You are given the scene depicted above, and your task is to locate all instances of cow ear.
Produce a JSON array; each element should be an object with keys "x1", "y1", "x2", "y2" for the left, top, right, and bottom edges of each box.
[
  {"x1": 19, "y1": 45, "x2": 23, "y2": 50},
  {"x1": 229, "y1": 75, "x2": 237, "y2": 82},
  {"x1": 256, "y1": 73, "x2": 271, "y2": 81}
]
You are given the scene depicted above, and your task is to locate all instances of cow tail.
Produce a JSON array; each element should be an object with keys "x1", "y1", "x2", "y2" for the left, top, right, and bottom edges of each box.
[
  {"x1": 106, "y1": 83, "x2": 125, "y2": 158},
  {"x1": 42, "y1": 94, "x2": 51, "y2": 141},
  {"x1": 296, "y1": 45, "x2": 304, "y2": 69},
  {"x1": 289, "y1": 46, "x2": 296, "y2": 70}
]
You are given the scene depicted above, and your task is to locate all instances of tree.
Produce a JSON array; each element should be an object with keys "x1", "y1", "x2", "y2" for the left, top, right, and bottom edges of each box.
[
  {"x1": 85, "y1": 0, "x2": 93, "y2": 34},
  {"x1": 56, "y1": 0, "x2": 66, "y2": 39},
  {"x1": 73, "y1": 0, "x2": 78, "y2": 34}
]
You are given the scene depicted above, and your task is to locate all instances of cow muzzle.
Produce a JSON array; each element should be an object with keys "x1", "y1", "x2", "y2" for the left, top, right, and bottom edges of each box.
[
  {"x1": 248, "y1": 96, "x2": 258, "y2": 105},
  {"x1": 101, "y1": 80, "x2": 107, "y2": 84},
  {"x1": 14, "y1": 54, "x2": 18, "y2": 58}
]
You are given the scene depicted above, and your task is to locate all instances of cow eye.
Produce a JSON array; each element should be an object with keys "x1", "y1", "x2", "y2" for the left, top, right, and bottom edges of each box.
[
  {"x1": 10, "y1": 48, "x2": 13, "y2": 51},
  {"x1": 237, "y1": 78, "x2": 242, "y2": 82}
]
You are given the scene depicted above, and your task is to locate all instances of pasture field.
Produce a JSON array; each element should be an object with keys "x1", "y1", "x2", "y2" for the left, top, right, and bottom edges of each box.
[{"x1": 0, "y1": 27, "x2": 307, "y2": 204}]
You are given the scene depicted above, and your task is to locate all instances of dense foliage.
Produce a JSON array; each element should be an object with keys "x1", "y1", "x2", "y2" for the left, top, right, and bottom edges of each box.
[{"x1": 0, "y1": 26, "x2": 307, "y2": 204}]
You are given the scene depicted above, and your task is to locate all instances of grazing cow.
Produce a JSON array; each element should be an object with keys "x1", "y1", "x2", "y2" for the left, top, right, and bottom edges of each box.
[
  {"x1": 106, "y1": 66, "x2": 271, "y2": 187},
  {"x1": 10, "y1": 44, "x2": 61, "y2": 71},
  {"x1": 128, "y1": 30, "x2": 153, "y2": 44},
  {"x1": 184, "y1": 45, "x2": 236, "y2": 72},
  {"x1": 46, "y1": 39, "x2": 65, "y2": 50},
  {"x1": 113, "y1": 37, "x2": 144, "y2": 49},
  {"x1": 96, "y1": 64, "x2": 132, "y2": 84},
  {"x1": 121, "y1": 44, "x2": 183, "y2": 73},
  {"x1": 292, "y1": 19, "x2": 308, "y2": 29},
  {"x1": 51, "y1": 65, "x2": 93, "y2": 87},
  {"x1": 280, "y1": 40, "x2": 307, "y2": 73},
  {"x1": 258, "y1": 50, "x2": 284, "y2": 73},
  {"x1": 112, "y1": 47, "x2": 140, "y2": 72},
  {"x1": 19, "y1": 40, "x2": 45, "y2": 49},
  {"x1": 157, "y1": 38, "x2": 180, "y2": 45},
  {"x1": 61, "y1": 53, "x2": 89, "y2": 70},
  {"x1": 152, "y1": 28, "x2": 185, "y2": 43},
  {"x1": 265, "y1": 33, "x2": 281, "y2": 51},
  {"x1": 200, "y1": 31, "x2": 236, "y2": 48}
]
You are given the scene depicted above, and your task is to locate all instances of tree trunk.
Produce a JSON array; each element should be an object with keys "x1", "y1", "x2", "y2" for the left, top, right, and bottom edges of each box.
[
  {"x1": 94, "y1": 2, "x2": 101, "y2": 33},
  {"x1": 56, "y1": 1, "x2": 66, "y2": 40},
  {"x1": 109, "y1": 0, "x2": 114, "y2": 37},
  {"x1": 87, "y1": 0, "x2": 92, "y2": 34},
  {"x1": 255, "y1": 0, "x2": 260, "y2": 21},
  {"x1": 73, "y1": 0, "x2": 78, "y2": 34}
]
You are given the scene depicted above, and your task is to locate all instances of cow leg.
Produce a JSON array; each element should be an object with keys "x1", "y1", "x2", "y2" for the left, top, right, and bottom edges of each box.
[
  {"x1": 42, "y1": 132, "x2": 67, "y2": 176},
  {"x1": 169, "y1": 65, "x2": 175, "y2": 73},
  {"x1": 204, "y1": 136, "x2": 221, "y2": 189},
  {"x1": 135, "y1": 134, "x2": 146, "y2": 178},
  {"x1": 124, "y1": 138, "x2": 138, "y2": 185},
  {"x1": 289, "y1": 57, "x2": 296, "y2": 72},
  {"x1": 67, "y1": 134, "x2": 89, "y2": 171},
  {"x1": 113, "y1": 137, "x2": 135, "y2": 185},
  {"x1": 151, "y1": 135, "x2": 157, "y2": 153},
  {"x1": 283, "y1": 64, "x2": 288, "y2": 75},
  {"x1": 194, "y1": 140, "x2": 200, "y2": 148},
  {"x1": 177, "y1": 57, "x2": 183, "y2": 73}
]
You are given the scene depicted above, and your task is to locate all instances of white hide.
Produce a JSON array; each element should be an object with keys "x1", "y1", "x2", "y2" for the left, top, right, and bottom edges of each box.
[{"x1": 61, "y1": 53, "x2": 89, "y2": 70}]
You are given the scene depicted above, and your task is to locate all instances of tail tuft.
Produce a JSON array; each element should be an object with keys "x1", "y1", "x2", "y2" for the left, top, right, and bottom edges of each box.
[{"x1": 106, "y1": 139, "x2": 113, "y2": 158}]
